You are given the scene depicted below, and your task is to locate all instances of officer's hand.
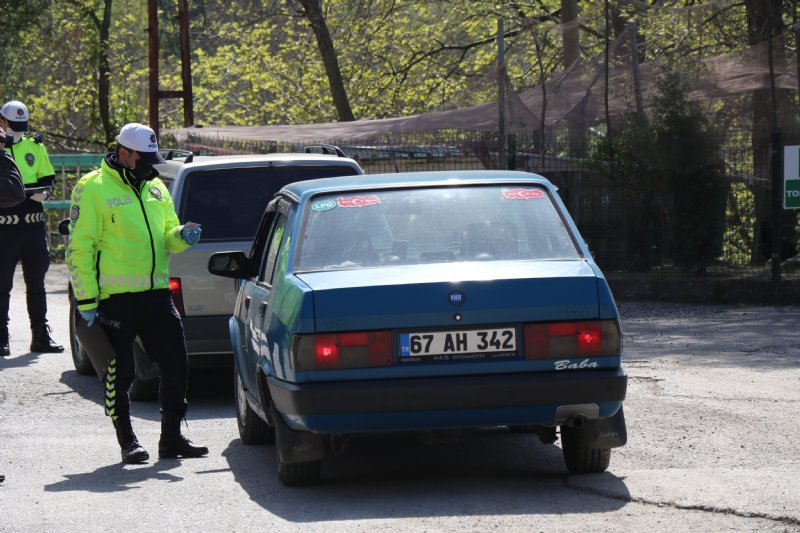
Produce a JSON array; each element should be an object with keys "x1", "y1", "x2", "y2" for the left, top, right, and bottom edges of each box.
[
  {"x1": 181, "y1": 223, "x2": 202, "y2": 245},
  {"x1": 31, "y1": 191, "x2": 49, "y2": 202},
  {"x1": 79, "y1": 308, "x2": 97, "y2": 327}
]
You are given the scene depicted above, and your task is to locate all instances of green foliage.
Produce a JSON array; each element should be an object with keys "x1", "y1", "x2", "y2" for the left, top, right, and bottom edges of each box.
[
  {"x1": 723, "y1": 182, "x2": 756, "y2": 266},
  {"x1": 3, "y1": 1, "x2": 149, "y2": 151},
  {"x1": 652, "y1": 65, "x2": 727, "y2": 274},
  {"x1": 0, "y1": 0, "x2": 779, "y2": 156},
  {"x1": 585, "y1": 65, "x2": 728, "y2": 273},
  {"x1": 584, "y1": 115, "x2": 663, "y2": 271}
]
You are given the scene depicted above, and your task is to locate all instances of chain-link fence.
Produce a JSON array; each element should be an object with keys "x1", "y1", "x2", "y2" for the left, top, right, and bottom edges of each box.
[{"x1": 45, "y1": 127, "x2": 799, "y2": 281}]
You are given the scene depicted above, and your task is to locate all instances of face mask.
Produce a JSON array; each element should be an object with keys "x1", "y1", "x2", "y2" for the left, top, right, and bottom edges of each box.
[
  {"x1": 10, "y1": 131, "x2": 23, "y2": 143},
  {"x1": 129, "y1": 161, "x2": 155, "y2": 180}
]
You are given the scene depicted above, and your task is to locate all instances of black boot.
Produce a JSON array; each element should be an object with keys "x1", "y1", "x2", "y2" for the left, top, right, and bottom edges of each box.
[
  {"x1": 30, "y1": 323, "x2": 64, "y2": 353},
  {"x1": 113, "y1": 416, "x2": 150, "y2": 464},
  {"x1": 0, "y1": 328, "x2": 9, "y2": 357},
  {"x1": 158, "y1": 412, "x2": 208, "y2": 458}
]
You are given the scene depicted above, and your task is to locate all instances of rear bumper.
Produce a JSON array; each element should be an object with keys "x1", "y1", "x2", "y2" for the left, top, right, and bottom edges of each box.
[{"x1": 267, "y1": 368, "x2": 627, "y2": 432}]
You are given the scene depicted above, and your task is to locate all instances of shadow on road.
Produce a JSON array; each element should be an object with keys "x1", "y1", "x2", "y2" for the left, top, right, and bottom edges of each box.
[
  {"x1": 43, "y1": 461, "x2": 184, "y2": 493},
  {"x1": 56, "y1": 366, "x2": 235, "y2": 423},
  {"x1": 222, "y1": 429, "x2": 630, "y2": 522},
  {"x1": 618, "y1": 302, "x2": 800, "y2": 369},
  {"x1": 0, "y1": 351, "x2": 44, "y2": 371}
]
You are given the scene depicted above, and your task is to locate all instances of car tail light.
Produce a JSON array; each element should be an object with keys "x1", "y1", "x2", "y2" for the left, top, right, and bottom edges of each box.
[
  {"x1": 293, "y1": 331, "x2": 393, "y2": 370},
  {"x1": 523, "y1": 319, "x2": 620, "y2": 360},
  {"x1": 169, "y1": 277, "x2": 185, "y2": 317}
]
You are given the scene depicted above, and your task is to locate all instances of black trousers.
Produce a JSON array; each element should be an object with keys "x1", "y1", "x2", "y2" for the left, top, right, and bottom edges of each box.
[
  {"x1": 98, "y1": 289, "x2": 189, "y2": 418},
  {"x1": 0, "y1": 224, "x2": 50, "y2": 331}
]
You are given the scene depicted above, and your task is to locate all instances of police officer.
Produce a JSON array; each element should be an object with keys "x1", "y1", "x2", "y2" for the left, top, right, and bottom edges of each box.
[
  {"x1": 0, "y1": 100, "x2": 63, "y2": 357},
  {"x1": 66, "y1": 123, "x2": 207, "y2": 464},
  {"x1": 0, "y1": 125, "x2": 25, "y2": 484}
]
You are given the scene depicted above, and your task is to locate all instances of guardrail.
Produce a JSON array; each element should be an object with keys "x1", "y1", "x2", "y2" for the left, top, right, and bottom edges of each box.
[{"x1": 43, "y1": 154, "x2": 105, "y2": 258}]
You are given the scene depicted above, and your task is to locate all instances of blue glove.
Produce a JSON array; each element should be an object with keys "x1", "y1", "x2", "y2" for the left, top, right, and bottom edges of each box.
[
  {"x1": 79, "y1": 308, "x2": 97, "y2": 327},
  {"x1": 181, "y1": 223, "x2": 202, "y2": 245}
]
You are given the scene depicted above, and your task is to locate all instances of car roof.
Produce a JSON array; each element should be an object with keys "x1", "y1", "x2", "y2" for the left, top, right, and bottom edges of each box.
[
  {"x1": 156, "y1": 153, "x2": 362, "y2": 179},
  {"x1": 278, "y1": 170, "x2": 553, "y2": 202}
]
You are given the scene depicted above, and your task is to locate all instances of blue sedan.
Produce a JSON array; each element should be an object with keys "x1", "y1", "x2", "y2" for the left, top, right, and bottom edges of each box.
[{"x1": 209, "y1": 170, "x2": 627, "y2": 485}]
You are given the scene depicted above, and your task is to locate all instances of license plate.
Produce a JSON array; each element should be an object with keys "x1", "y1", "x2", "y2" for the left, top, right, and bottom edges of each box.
[{"x1": 399, "y1": 327, "x2": 517, "y2": 362}]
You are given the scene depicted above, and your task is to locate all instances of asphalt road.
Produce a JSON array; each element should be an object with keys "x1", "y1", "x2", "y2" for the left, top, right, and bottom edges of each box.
[{"x1": 1, "y1": 263, "x2": 799, "y2": 532}]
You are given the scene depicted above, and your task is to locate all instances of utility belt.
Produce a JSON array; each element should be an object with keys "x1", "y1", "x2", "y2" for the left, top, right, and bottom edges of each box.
[{"x1": 0, "y1": 212, "x2": 46, "y2": 225}]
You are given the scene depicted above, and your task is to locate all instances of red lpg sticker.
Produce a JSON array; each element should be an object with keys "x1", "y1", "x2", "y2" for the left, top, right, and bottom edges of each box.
[
  {"x1": 337, "y1": 195, "x2": 381, "y2": 208},
  {"x1": 502, "y1": 188, "x2": 544, "y2": 200}
]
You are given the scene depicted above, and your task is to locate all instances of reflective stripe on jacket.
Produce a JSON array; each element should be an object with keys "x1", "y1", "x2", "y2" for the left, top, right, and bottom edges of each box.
[
  {"x1": 66, "y1": 157, "x2": 190, "y2": 310},
  {"x1": 0, "y1": 137, "x2": 55, "y2": 226}
]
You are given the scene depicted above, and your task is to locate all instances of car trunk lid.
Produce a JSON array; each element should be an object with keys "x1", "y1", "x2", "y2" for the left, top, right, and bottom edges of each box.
[{"x1": 295, "y1": 260, "x2": 600, "y2": 332}]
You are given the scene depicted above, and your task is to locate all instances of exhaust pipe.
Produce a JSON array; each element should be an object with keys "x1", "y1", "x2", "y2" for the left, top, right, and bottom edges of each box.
[
  {"x1": 555, "y1": 404, "x2": 599, "y2": 425},
  {"x1": 566, "y1": 415, "x2": 587, "y2": 428}
]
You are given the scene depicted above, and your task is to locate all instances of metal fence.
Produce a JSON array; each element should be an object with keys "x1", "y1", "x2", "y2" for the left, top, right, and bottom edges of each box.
[{"x1": 45, "y1": 128, "x2": 799, "y2": 281}]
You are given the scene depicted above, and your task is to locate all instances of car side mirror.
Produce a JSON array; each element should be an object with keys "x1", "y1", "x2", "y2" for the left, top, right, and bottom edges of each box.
[{"x1": 208, "y1": 251, "x2": 249, "y2": 279}]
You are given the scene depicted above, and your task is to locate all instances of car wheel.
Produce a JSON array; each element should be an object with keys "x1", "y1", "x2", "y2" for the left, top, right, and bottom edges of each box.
[
  {"x1": 128, "y1": 342, "x2": 159, "y2": 401},
  {"x1": 68, "y1": 298, "x2": 95, "y2": 376},
  {"x1": 560, "y1": 425, "x2": 611, "y2": 474},
  {"x1": 276, "y1": 446, "x2": 321, "y2": 486},
  {"x1": 128, "y1": 376, "x2": 159, "y2": 401},
  {"x1": 234, "y1": 370, "x2": 274, "y2": 444}
]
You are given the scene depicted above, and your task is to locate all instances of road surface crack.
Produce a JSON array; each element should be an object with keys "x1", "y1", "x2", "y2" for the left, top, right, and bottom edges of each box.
[{"x1": 565, "y1": 479, "x2": 800, "y2": 527}]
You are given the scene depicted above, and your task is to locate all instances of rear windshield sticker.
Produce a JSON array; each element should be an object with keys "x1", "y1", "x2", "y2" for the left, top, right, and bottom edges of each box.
[
  {"x1": 311, "y1": 199, "x2": 337, "y2": 212},
  {"x1": 502, "y1": 188, "x2": 544, "y2": 200},
  {"x1": 337, "y1": 195, "x2": 381, "y2": 208}
]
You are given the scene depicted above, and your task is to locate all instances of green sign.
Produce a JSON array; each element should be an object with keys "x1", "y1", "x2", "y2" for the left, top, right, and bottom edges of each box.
[
  {"x1": 785, "y1": 146, "x2": 800, "y2": 210},
  {"x1": 786, "y1": 179, "x2": 800, "y2": 209}
]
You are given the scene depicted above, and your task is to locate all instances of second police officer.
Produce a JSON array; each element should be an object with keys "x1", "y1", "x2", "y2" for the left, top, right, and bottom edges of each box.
[{"x1": 0, "y1": 100, "x2": 63, "y2": 357}]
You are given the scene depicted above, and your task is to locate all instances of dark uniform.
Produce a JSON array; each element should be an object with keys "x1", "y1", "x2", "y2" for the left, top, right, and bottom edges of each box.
[
  {"x1": 0, "y1": 137, "x2": 24, "y2": 483},
  {"x1": 0, "y1": 149, "x2": 25, "y2": 208},
  {"x1": 0, "y1": 134, "x2": 63, "y2": 355}
]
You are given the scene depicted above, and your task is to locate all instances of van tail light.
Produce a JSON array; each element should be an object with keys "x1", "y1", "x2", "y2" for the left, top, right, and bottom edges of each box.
[
  {"x1": 523, "y1": 320, "x2": 620, "y2": 360},
  {"x1": 169, "y1": 277, "x2": 185, "y2": 317},
  {"x1": 293, "y1": 331, "x2": 393, "y2": 370}
]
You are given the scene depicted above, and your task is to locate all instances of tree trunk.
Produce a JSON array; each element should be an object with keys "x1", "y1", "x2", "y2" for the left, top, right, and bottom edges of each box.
[
  {"x1": 297, "y1": 0, "x2": 355, "y2": 122},
  {"x1": 98, "y1": 0, "x2": 113, "y2": 148},
  {"x1": 561, "y1": 0, "x2": 585, "y2": 156}
]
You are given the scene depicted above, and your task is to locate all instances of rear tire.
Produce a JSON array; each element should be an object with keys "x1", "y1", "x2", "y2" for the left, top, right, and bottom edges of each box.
[
  {"x1": 235, "y1": 370, "x2": 274, "y2": 444},
  {"x1": 561, "y1": 425, "x2": 611, "y2": 474},
  {"x1": 68, "y1": 295, "x2": 95, "y2": 376}
]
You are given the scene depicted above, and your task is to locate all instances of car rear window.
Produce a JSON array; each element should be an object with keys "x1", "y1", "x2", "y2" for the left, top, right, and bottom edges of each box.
[
  {"x1": 296, "y1": 185, "x2": 581, "y2": 271},
  {"x1": 180, "y1": 165, "x2": 359, "y2": 241}
]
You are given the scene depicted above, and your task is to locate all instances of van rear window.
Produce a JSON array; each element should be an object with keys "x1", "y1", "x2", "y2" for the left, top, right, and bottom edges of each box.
[{"x1": 179, "y1": 165, "x2": 359, "y2": 242}]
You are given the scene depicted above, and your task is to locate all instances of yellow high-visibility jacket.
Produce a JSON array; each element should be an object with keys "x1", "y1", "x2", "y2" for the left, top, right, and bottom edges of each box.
[
  {"x1": 66, "y1": 157, "x2": 190, "y2": 311},
  {"x1": 5, "y1": 136, "x2": 55, "y2": 185}
]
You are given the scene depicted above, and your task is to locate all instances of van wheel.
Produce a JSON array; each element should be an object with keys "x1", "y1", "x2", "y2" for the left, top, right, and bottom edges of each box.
[
  {"x1": 560, "y1": 425, "x2": 611, "y2": 474},
  {"x1": 235, "y1": 370, "x2": 274, "y2": 444},
  {"x1": 68, "y1": 299, "x2": 94, "y2": 376}
]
